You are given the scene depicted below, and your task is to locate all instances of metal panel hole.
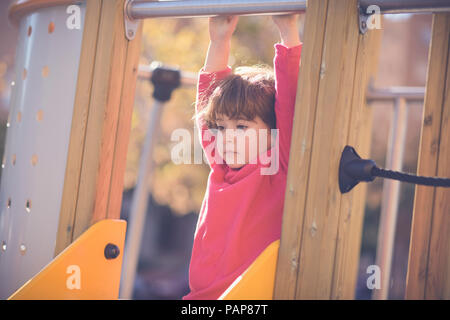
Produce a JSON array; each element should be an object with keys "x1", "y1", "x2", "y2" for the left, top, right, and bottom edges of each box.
[
  {"x1": 7, "y1": 197, "x2": 11, "y2": 208},
  {"x1": 17, "y1": 111, "x2": 21, "y2": 123},
  {"x1": 36, "y1": 109, "x2": 43, "y2": 122},
  {"x1": 27, "y1": 26, "x2": 32, "y2": 37},
  {"x1": 22, "y1": 68, "x2": 27, "y2": 80},
  {"x1": 48, "y1": 22, "x2": 55, "y2": 34},
  {"x1": 25, "y1": 199, "x2": 32, "y2": 213},
  {"x1": 12, "y1": 154, "x2": 16, "y2": 166},
  {"x1": 1, "y1": 241, "x2": 6, "y2": 252},
  {"x1": 31, "y1": 154, "x2": 38, "y2": 166},
  {"x1": 42, "y1": 66, "x2": 49, "y2": 78}
]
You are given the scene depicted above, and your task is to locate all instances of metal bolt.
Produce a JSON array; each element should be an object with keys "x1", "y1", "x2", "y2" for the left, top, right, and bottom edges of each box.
[
  {"x1": 361, "y1": 20, "x2": 367, "y2": 30},
  {"x1": 20, "y1": 244, "x2": 26, "y2": 255},
  {"x1": 104, "y1": 243, "x2": 120, "y2": 260},
  {"x1": 25, "y1": 199, "x2": 32, "y2": 213},
  {"x1": 127, "y1": 29, "x2": 134, "y2": 38}
]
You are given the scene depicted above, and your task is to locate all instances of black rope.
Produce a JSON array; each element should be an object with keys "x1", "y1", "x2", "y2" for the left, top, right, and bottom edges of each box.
[
  {"x1": 371, "y1": 166, "x2": 450, "y2": 187},
  {"x1": 338, "y1": 145, "x2": 450, "y2": 194}
]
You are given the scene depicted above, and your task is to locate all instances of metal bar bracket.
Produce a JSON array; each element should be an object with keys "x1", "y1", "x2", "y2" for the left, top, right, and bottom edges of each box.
[
  {"x1": 358, "y1": 3, "x2": 371, "y2": 34},
  {"x1": 124, "y1": 0, "x2": 139, "y2": 41}
]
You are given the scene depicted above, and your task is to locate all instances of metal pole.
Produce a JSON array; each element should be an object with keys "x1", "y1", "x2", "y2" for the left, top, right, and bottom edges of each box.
[
  {"x1": 119, "y1": 100, "x2": 164, "y2": 299},
  {"x1": 372, "y1": 97, "x2": 408, "y2": 300},
  {"x1": 127, "y1": 0, "x2": 307, "y2": 20},
  {"x1": 359, "y1": 0, "x2": 450, "y2": 14},
  {"x1": 126, "y1": 0, "x2": 450, "y2": 20}
]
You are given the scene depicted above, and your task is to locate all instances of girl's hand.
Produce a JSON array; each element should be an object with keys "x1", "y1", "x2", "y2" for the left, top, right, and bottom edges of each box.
[
  {"x1": 272, "y1": 14, "x2": 298, "y2": 30},
  {"x1": 272, "y1": 14, "x2": 301, "y2": 48},
  {"x1": 203, "y1": 16, "x2": 238, "y2": 72},
  {"x1": 209, "y1": 16, "x2": 239, "y2": 43}
]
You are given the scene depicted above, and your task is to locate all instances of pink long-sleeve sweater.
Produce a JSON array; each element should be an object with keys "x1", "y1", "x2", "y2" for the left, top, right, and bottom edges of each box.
[{"x1": 183, "y1": 43, "x2": 302, "y2": 300}]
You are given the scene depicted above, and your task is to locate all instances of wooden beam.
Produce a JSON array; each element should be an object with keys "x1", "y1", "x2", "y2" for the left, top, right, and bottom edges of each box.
[
  {"x1": 331, "y1": 22, "x2": 382, "y2": 300},
  {"x1": 406, "y1": 13, "x2": 450, "y2": 300},
  {"x1": 54, "y1": 0, "x2": 143, "y2": 255},
  {"x1": 274, "y1": 0, "x2": 382, "y2": 299},
  {"x1": 54, "y1": 0, "x2": 102, "y2": 256}
]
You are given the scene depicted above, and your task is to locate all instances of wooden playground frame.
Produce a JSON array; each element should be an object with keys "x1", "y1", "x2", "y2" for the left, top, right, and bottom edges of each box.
[{"x1": 5, "y1": 0, "x2": 450, "y2": 299}]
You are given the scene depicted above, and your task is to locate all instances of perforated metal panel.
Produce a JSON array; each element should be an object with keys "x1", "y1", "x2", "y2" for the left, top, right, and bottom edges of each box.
[{"x1": 0, "y1": 2, "x2": 86, "y2": 299}]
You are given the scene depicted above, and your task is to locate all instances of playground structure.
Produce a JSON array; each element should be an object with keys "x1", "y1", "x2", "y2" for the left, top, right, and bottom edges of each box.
[{"x1": 0, "y1": 0, "x2": 449, "y2": 300}]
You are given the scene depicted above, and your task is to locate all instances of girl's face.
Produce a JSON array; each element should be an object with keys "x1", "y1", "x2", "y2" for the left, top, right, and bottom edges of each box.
[{"x1": 215, "y1": 114, "x2": 272, "y2": 169}]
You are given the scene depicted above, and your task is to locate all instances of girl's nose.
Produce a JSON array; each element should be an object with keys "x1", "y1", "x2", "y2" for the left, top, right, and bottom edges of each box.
[{"x1": 225, "y1": 129, "x2": 236, "y2": 143}]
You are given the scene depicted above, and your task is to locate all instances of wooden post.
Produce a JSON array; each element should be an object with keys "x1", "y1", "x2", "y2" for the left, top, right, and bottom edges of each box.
[
  {"x1": 54, "y1": 0, "x2": 143, "y2": 255},
  {"x1": 406, "y1": 13, "x2": 450, "y2": 300},
  {"x1": 273, "y1": 0, "x2": 382, "y2": 299}
]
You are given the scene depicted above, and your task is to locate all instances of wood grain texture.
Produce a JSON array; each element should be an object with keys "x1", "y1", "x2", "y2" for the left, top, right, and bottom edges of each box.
[
  {"x1": 55, "y1": 0, "x2": 142, "y2": 255},
  {"x1": 406, "y1": 13, "x2": 450, "y2": 300},
  {"x1": 273, "y1": 0, "x2": 329, "y2": 299},
  {"x1": 82, "y1": 0, "x2": 128, "y2": 228},
  {"x1": 54, "y1": 0, "x2": 102, "y2": 256},
  {"x1": 332, "y1": 24, "x2": 382, "y2": 300},
  {"x1": 107, "y1": 23, "x2": 143, "y2": 221},
  {"x1": 274, "y1": 0, "x2": 382, "y2": 299}
]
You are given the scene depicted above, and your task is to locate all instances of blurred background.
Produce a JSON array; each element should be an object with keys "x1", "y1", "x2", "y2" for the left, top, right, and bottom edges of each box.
[{"x1": 0, "y1": 1, "x2": 431, "y2": 299}]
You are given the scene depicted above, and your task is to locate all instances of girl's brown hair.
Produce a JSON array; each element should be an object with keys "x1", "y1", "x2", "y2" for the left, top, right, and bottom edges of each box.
[{"x1": 197, "y1": 65, "x2": 276, "y2": 129}]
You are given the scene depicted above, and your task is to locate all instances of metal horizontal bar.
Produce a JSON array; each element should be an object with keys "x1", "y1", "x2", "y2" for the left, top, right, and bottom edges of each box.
[
  {"x1": 359, "y1": 0, "x2": 450, "y2": 14},
  {"x1": 139, "y1": 63, "x2": 426, "y2": 100},
  {"x1": 366, "y1": 86, "x2": 425, "y2": 101},
  {"x1": 127, "y1": 0, "x2": 307, "y2": 20}
]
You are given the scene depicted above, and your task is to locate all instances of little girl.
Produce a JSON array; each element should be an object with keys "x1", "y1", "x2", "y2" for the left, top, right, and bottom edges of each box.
[{"x1": 183, "y1": 14, "x2": 302, "y2": 300}]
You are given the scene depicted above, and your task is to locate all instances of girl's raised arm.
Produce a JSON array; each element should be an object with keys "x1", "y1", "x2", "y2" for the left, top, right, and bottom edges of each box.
[
  {"x1": 195, "y1": 16, "x2": 237, "y2": 167},
  {"x1": 272, "y1": 15, "x2": 302, "y2": 172},
  {"x1": 204, "y1": 16, "x2": 239, "y2": 72}
]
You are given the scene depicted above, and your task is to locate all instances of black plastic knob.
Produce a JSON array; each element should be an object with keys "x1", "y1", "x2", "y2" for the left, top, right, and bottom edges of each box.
[{"x1": 104, "y1": 243, "x2": 120, "y2": 260}]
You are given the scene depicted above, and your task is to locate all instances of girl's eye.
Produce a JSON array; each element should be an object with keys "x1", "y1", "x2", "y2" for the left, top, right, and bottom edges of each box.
[
  {"x1": 236, "y1": 125, "x2": 247, "y2": 130},
  {"x1": 217, "y1": 126, "x2": 225, "y2": 131}
]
